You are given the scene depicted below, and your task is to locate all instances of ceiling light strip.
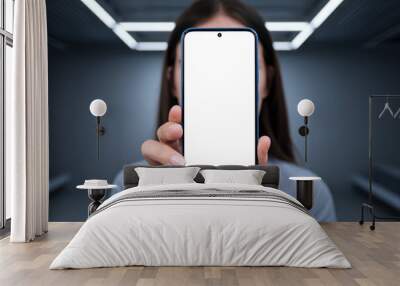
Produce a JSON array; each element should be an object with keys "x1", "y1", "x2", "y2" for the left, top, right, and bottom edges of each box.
[
  {"x1": 120, "y1": 22, "x2": 176, "y2": 32},
  {"x1": 291, "y1": 0, "x2": 344, "y2": 50},
  {"x1": 81, "y1": 0, "x2": 344, "y2": 51},
  {"x1": 121, "y1": 21, "x2": 311, "y2": 32},
  {"x1": 128, "y1": 39, "x2": 299, "y2": 52},
  {"x1": 291, "y1": 25, "x2": 314, "y2": 50},
  {"x1": 136, "y1": 42, "x2": 168, "y2": 51},
  {"x1": 81, "y1": 0, "x2": 137, "y2": 49},
  {"x1": 135, "y1": 41, "x2": 295, "y2": 51},
  {"x1": 113, "y1": 24, "x2": 137, "y2": 49},
  {"x1": 311, "y1": 0, "x2": 344, "y2": 29},
  {"x1": 266, "y1": 22, "x2": 310, "y2": 32},
  {"x1": 273, "y1": 42, "x2": 294, "y2": 51},
  {"x1": 81, "y1": 0, "x2": 116, "y2": 29}
]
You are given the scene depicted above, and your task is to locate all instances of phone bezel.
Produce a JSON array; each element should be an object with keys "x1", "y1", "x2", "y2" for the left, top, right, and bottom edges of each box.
[{"x1": 181, "y1": 27, "x2": 259, "y2": 165}]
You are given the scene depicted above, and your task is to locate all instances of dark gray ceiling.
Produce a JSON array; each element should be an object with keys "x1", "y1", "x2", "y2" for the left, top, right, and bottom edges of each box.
[
  {"x1": 46, "y1": 0, "x2": 400, "y2": 49},
  {"x1": 106, "y1": 0, "x2": 324, "y2": 22}
]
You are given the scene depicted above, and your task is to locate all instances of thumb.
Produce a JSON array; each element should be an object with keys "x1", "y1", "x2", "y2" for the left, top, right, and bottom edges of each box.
[
  {"x1": 257, "y1": 136, "x2": 271, "y2": 165},
  {"x1": 168, "y1": 105, "x2": 182, "y2": 123}
]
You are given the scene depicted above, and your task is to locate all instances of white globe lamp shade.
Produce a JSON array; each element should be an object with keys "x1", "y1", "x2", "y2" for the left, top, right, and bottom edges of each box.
[
  {"x1": 90, "y1": 99, "x2": 107, "y2": 117},
  {"x1": 297, "y1": 99, "x2": 315, "y2": 117}
]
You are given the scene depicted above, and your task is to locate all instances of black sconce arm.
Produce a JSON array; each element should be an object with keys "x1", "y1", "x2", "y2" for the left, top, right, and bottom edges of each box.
[
  {"x1": 298, "y1": 116, "x2": 310, "y2": 162},
  {"x1": 96, "y1": 116, "x2": 106, "y2": 160}
]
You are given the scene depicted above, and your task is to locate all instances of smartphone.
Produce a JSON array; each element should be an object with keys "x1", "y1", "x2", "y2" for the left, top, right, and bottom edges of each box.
[{"x1": 182, "y1": 28, "x2": 258, "y2": 165}]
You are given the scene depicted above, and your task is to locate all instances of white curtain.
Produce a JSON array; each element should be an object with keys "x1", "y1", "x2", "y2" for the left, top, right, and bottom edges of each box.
[{"x1": 9, "y1": 0, "x2": 49, "y2": 242}]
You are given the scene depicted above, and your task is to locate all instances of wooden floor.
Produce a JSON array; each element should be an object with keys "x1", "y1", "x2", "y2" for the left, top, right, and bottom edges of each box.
[{"x1": 0, "y1": 222, "x2": 399, "y2": 286}]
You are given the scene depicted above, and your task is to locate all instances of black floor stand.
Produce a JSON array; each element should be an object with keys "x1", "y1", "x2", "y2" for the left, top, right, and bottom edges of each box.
[
  {"x1": 359, "y1": 203, "x2": 375, "y2": 231},
  {"x1": 359, "y1": 201, "x2": 400, "y2": 230},
  {"x1": 359, "y1": 95, "x2": 400, "y2": 231}
]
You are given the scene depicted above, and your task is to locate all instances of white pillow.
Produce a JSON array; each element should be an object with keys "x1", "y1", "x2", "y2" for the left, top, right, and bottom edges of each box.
[
  {"x1": 135, "y1": 167, "x2": 200, "y2": 186},
  {"x1": 200, "y1": 169, "x2": 266, "y2": 185}
]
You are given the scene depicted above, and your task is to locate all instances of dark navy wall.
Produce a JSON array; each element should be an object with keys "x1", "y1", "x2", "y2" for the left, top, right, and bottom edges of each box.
[
  {"x1": 280, "y1": 48, "x2": 400, "y2": 219},
  {"x1": 49, "y1": 47, "x2": 163, "y2": 220},
  {"x1": 49, "y1": 46, "x2": 400, "y2": 221}
]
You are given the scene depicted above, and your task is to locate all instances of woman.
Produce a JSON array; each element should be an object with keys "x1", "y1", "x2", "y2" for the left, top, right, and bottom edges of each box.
[{"x1": 114, "y1": 0, "x2": 336, "y2": 221}]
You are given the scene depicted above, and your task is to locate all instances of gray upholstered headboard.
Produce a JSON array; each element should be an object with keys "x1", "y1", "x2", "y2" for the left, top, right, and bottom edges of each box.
[{"x1": 123, "y1": 165, "x2": 280, "y2": 189}]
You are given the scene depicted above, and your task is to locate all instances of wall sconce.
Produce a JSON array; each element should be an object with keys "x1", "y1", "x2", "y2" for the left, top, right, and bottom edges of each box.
[
  {"x1": 297, "y1": 99, "x2": 315, "y2": 162},
  {"x1": 89, "y1": 99, "x2": 107, "y2": 160}
]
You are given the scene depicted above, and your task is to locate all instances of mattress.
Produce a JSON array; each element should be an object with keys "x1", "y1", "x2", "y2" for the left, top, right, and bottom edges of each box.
[{"x1": 50, "y1": 183, "x2": 350, "y2": 269}]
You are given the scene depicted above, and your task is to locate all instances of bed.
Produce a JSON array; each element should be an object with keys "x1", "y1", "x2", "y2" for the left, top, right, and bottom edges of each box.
[{"x1": 50, "y1": 165, "x2": 350, "y2": 269}]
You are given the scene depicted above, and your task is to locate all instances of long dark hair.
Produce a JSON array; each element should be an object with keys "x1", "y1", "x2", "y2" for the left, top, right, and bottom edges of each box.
[{"x1": 158, "y1": 0, "x2": 295, "y2": 162}]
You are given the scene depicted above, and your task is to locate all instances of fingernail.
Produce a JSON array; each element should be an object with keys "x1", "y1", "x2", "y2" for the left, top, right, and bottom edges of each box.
[{"x1": 169, "y1": 155, "x2": 185, "y2": 166}]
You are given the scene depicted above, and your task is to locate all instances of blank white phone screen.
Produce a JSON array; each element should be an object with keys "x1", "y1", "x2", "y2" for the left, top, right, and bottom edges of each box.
[{"x1": 183, "y1": 30, "x2": 257, "y2": 165}]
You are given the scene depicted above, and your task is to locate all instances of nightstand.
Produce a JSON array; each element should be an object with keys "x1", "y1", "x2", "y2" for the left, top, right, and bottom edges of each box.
[
  {"x1": 289, "y1": 176, "x2": 321, "y2": 210},
  {"x1": 77, "y1": 180, "x2": 117, "y2": 216}
]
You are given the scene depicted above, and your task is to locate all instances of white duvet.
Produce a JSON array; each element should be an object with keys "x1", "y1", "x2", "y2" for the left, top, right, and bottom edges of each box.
[{"x1": 50, "y1": 183, "x2": 350, "y2": 269}]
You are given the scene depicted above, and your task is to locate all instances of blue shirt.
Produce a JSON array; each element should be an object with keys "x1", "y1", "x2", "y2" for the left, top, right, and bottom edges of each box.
[{"x1": 111, "y1": 159, "x2": 337, "y2": 222}]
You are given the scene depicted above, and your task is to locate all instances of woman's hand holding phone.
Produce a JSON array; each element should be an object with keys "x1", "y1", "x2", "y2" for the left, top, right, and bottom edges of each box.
[{"x1": 141, "y1": 105, "x2": 271, "y2": 166}]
